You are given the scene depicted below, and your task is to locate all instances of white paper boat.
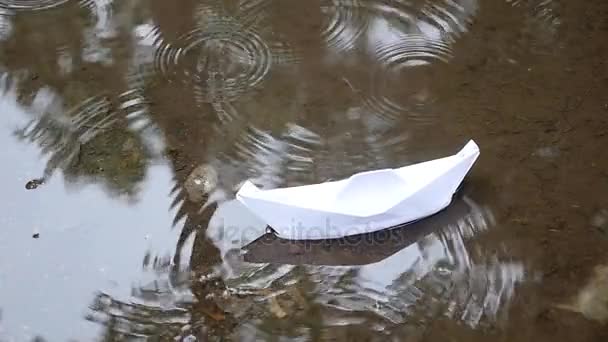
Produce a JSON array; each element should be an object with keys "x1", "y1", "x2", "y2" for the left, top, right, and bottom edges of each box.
[
  {"x1": 242, "y1": 195, "x2": 479, "y2": 265},
  {"x1": 236, "y1": 139, "x2": 480, "y2": 240}
]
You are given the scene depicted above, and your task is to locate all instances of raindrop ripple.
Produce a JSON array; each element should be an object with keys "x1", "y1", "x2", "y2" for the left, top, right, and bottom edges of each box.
[
  {"x1": 364, "y1": 34, "x2": 452, "y2": 122},
  {"x1": 154, "y1": 20, "x2": 272, "y2": 102},
  {"x1": 0, "y1": 0, "x2": 71, "y2": 11}
]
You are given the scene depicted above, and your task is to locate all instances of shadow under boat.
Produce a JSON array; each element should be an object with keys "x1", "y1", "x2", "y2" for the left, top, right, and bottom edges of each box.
[{"x1": 243, "y1": 188, "x2": 482, "y2": 266}]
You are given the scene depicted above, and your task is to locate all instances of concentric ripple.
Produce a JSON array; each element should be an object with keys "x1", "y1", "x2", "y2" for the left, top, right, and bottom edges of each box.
[
  {"x1": 152, "y1": 0, "x2": 299, "y2": 105},
  {"x1": 507, "y1": 0, "x2": 561, "y2": 46},
  {"x1": 420, "y1": 0, "x2": 479, "y2": 41},
  {"x1": 320, "y1": 0, "x2": 474, "y2": 121},
  {"x1": 154, "y1": 20, "x2": 271, "y2": 102},
  {"x1": 507, "y1": 0, "x2": 561, "y2": 26},
  {"x1": 17, "y1": 94, "x2": 117, "y2": 173},
  {"x1": 1, "y1": 70, "x2": 131, "y2": 188},
  {"x1": 0, "y1": 0, "x2": 70, "y2": 10},
  {"x1": 363, "y1": 35, "x2": 452, "y2": 121},
  {"x1": 220, "y1": 196, "x2": 525, "y2": 334},
  {"x1": 201, "y1": 122, "x2": 322, "y2": 192},
  {"x1": 0, "y1": 8, "x2": 12, "y2": 40},
  {"x1": 225, "y1": 125, "x2": 292, "y2": 189},
  {"x1": 118, "y1": 89, "x2": 152, "y2": 132},
  {"x1": 321, "y1": 0, "x2": 369, "y2": 52},
  {"x1": 236, "y1": 0, "x2": 271, "y2": 28},
  {"x1": 320, "y1": 0, "x2": 477, "y2": 53},
  {"x1": 236, "y1": 0, "x2": 302, "y2": 66},
  {"x1": 372, "y1": 34, "x2": 452, "y2": 68}
]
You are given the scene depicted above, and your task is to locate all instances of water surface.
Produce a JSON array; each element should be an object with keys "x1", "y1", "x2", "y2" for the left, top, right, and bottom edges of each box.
[{"x1": 1, "y1": 0, "x2": 607, "y2": 341}]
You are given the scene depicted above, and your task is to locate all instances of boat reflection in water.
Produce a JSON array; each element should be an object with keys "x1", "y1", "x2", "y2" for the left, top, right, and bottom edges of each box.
[{"x1": 207, "y1": 193, "x2": 525, "y2": 336}]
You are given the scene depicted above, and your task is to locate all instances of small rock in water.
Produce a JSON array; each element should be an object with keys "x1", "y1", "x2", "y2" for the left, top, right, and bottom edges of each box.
[
  {"x1": 268, "y1": 297, "x2": 287, "y2": 319},
  {"x1": 591, "y1": 209, "x2": 608, "y2": 236},
  {"x1": 555, "y1": 263, "x2": 608, "y2": 324},
  {"x1": 184, "y1": 164, "x2": 218, "y2": 202},
  {"x1": 25, "y1": 178, "x2": 45, "y2": 190}
]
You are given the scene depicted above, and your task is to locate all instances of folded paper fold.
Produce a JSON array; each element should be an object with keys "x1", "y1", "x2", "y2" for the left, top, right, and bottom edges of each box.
[{"x1": 236, "y1": 139, "x2": 480, "y2": 240}]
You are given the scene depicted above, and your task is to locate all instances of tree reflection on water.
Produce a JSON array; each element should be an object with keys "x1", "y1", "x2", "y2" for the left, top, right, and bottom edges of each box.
[{"x1": 0, "y1": 0, "x2": 561, "y2": 340}]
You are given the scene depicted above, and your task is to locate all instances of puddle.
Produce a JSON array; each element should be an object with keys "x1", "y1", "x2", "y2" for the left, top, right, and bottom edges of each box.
[{"x1": 1, "y1": 0, "x2": 608, "y2": 340}]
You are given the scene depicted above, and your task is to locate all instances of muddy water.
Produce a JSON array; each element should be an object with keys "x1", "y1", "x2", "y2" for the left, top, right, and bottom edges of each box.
[{"x1": 0, "y1": 0, "x2": 607, "y2": 341}]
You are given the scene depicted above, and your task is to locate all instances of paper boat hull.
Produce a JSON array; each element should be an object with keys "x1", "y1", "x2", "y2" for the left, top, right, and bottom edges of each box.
[
  {"x1": 243, "y1": 195, "x2": 476, "y2": 266},
  {"x1": 236, "y1": 140, "x2": 480, "y2": 240}
]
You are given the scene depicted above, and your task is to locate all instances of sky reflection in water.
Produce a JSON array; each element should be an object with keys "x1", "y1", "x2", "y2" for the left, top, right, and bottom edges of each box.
[{"x1": 0, "y1": 0, "x2": 569, "y2": 339}]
